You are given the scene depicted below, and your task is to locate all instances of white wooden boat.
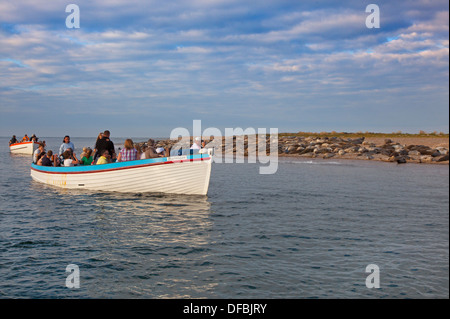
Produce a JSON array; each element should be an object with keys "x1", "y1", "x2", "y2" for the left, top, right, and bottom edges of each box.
[
  {"x1": 30, "y1": 151, "x2": 213, "y2": 195},
  {"x1": 10, "y1": 141, "x2": 36, "y2": 155}
]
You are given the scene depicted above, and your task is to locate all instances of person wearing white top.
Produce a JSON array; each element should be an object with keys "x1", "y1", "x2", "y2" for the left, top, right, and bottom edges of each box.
[
  {"x1": 190, "y1": 137, "x2": 202, "y2": 150},
  {"x1": 62, "y1": 150, "x2": 79, "y2": 166}
]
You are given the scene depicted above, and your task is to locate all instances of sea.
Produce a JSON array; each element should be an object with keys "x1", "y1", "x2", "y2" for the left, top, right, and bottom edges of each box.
[{"x1": 0, "y1": 136, "x2": 448, "y2": 299}]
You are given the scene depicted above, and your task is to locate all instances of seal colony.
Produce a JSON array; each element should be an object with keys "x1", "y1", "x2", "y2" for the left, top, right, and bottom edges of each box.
[
  {"x1": 277, "y1": 135, "x2": 449, "y2": 164},
  {"x1": 135, "y1": 134, "x2": 449, "y2": 165}
]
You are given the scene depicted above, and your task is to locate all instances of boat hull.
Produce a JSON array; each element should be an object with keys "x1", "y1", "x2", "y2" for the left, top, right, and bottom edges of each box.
[
  {"x1": 30, "y1": 153, "x2": 213, "y2": 195},
  {"x1": 10, "y1": 141, "x2": 35, "y2": 155}
]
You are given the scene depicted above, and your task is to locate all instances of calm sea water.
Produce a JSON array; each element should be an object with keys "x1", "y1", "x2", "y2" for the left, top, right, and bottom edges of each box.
[{"x1": 0, "y1": 136, "x2": 448, "y2": 298}]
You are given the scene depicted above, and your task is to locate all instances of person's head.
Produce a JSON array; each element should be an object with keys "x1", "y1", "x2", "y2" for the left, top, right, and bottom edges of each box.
[
  {"x1": 62, "y1": 150, "x2": 71, "y2": 159},
  {"x1": 86, "y1": 148, "x2": 92, "y2": 157},
  {"x1": 147, "y1": 138, "x2": 155, "y2": 146},
  {"x1": 63, "y1": 135, "x2": 70, "y2": 143},
  {"x1": 103, "y1": 130, "x2": 110, "y2": 138},
  {"x1": 47, "y1": 150, "x2": 53, "y2": 157},
  {"x1": 124, "y1": 139, "x2": 134, "y2": 150},
  {"x1": 102, "y1": 150, "x2": 110, "y2": 157},
  {"x1": 38, "y1": 144, "x2": 45, "y2": 151}
]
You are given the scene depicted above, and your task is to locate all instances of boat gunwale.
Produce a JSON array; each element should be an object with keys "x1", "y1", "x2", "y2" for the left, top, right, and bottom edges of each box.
[{"x1": 31, "y1": 154, "x2": 211, "y2": 175}]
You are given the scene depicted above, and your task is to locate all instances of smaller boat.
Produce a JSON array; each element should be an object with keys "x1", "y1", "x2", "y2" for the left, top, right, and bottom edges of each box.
[{"x1": 10, "y1": 141, "x2": 36, "y2": 155}]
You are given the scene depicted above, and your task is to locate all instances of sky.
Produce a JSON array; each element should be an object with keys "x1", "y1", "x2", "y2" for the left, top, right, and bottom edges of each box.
[{"x1": 0, "y1": 0, "x2": 448, "y2": 137}]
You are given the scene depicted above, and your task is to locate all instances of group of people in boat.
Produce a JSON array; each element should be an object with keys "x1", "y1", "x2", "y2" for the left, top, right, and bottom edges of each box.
[
  {"x1": 10, "y1": 130, "x2": 207, "y2": 167},
  {"x1": 31, "y1": 130, "x2": 178, "y2": 167},
  {"x1": 9, "y1": 134, "x2": 44, "y2": 146}
]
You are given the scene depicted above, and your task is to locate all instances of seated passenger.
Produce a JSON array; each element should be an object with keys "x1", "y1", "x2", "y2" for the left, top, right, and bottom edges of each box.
[
  {"x1": 33, "y1": 144, "x2": 46, "y2": 163},
  {"x1": 156, "y1": 147, "x2": 166, "y2": 156},
  {"x1": 62, "y1": 150, "x2": 79, "y2": 167},
  {"x1": 41, "y1": 150, "x2": 57, "y2": 167},
  {"x1": 35, "y1": 151, "x2": 46, "y2": 166},
  {"x1": 21, "y1": 134, "x2": 30, "y2": 142},
  {"x1": 81, "y1": 148, "x2": 93, "y2": 165},
  {"x1": 80, "y1": 147, "x2": 88, "y2": 159},
  {"x1": 190, "y1": 137, "x2": 202, "y2": 150},
  {"x1": 117, "y1": 139, "x2": 138, "y2": 162},
  {"x1": 52, "y1": 151, "x2": 61, "y2": 166},
  {"x1": 135, "y1": 144, "x2": 142, "y2": 158},
  {"x1": 96, "y1": 150, "x2": 111, "y2": 165},
  {"x1": 140, "y1": 145, "x2": 147, "y2": 159},
  {"x1": 9, "y1": 135, "x2": 18, "y2": 145}
]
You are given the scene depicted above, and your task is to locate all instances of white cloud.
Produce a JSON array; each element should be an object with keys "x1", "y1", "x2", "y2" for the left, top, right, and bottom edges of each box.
[{"x1": 176, "y1": 46, "x2": 212, "y2": 54}]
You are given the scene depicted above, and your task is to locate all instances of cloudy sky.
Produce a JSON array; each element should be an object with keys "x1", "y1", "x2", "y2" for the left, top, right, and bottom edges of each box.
[{"x1": 0, "y1": 0, "x2": 448, "y2": 137}]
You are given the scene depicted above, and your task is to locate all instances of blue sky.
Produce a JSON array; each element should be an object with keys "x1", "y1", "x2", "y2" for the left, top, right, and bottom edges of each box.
[{"x1": 0, "y1": 0, "x2": 448, "y2": 137}]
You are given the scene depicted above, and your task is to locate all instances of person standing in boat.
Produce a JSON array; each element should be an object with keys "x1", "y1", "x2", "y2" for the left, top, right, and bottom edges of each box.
[
  {"x1": 59, "y1": 135, "x2": 75, "y2": 155},
  {"x1": 9, "y1": 135, "x2": 18, "y2": 145},
  {"x1": 21, "y1": 134, "x2": 30, "y2": 142},
  {"x1": 93, "y1": 130, "x2": 116, "y2": 162}
]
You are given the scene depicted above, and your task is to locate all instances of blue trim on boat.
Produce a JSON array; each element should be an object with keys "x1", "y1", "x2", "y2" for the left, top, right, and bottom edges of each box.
[{"x1": 31, "y1": 154, "x2": 209, "y2": 173}]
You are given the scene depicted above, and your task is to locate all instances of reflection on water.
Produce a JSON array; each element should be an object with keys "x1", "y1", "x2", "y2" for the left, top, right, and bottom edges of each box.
[
  {"x1": 21, "y1": 184, "x2": 216, "y2": 298},
  {"x1": 90, "y1": 192, "x2": 213, "y2": 246},
  {"x1": 87, "y1": 193, "x2": 215, "y2": 298}
]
